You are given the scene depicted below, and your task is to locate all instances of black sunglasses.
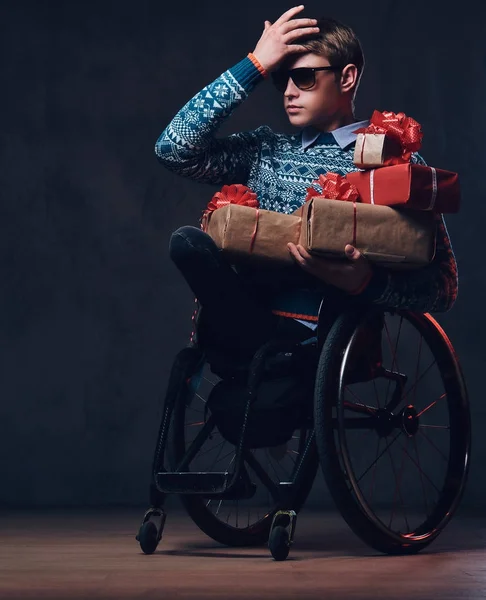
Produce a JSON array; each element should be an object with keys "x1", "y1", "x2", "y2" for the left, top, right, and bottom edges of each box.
[{"x1": 271, "y1": 66, "x2": 342, "y2": 93}]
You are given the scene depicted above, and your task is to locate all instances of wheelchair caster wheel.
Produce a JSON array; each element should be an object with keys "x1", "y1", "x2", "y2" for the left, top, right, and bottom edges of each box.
[
  {"x1": 269, "y1": 525, "x2": 290, "y2": 561},
  {"x1": 136, "y1": 508, "x2": 166, "y2": 555},
  {"x1": 138, "y1": 521, "x2": 159, "y2": 555},
  {"x1": 268, "y1": 509, "x2": 296, "y2": 561}
]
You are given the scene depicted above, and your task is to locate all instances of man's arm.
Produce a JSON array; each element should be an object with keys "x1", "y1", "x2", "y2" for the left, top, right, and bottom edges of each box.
[
  {"x1": 155, "y1": 55, "x2": 268, "y2": 185},
  {"x1": 155, "y1": 6, "x2": 319, "y2": 185}
]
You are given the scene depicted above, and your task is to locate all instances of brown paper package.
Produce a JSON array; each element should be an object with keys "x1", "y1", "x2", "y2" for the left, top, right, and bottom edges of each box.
[
  {"x1": 353, "y1": 132, "x2": 402, "y2": 169},
  {"x1": 204, "y1": 204, "x2": 302, "y2": 267},
  {"x1": 204, "y1": 199, "x2": 437, "y2": 270},
  {"x1": 300, "y1": 197, "x2": 437, "y2": 269}
]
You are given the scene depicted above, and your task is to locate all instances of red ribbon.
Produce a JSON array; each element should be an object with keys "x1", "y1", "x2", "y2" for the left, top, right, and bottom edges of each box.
[
  {"x1": 201, "y1": 184, "x2": 259, "y2": 232},
  {"x1": 304, "y1": 173, "x2": 359, "y2": 248},
  {"x1": 354, "y1": 110, "x2": 423, "y2": 165},
  {"x1": 249, "y1": 209, "x2": 259, "y2": 253},
  {"x1": 305, "y1": 172, "x2": 360, "y2": 203}
]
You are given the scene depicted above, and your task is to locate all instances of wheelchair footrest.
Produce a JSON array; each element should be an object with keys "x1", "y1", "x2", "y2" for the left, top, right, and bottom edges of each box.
[{"x1": 156, "y1": 471, "x2": 230, "y2": 495}]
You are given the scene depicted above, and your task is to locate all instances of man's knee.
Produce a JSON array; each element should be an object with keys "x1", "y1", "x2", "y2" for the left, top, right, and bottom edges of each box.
[
  {"x1": 169, "y1": 226, "x2": 204, "y2": 261},
  {"x1": 169, "y1": 225, "x2": 220, "y2": 265}
]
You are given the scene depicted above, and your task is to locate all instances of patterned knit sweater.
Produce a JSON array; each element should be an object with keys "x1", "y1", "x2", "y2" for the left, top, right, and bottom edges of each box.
[{"x1": 155, "y1": 55, "x2": 458, "y2": 314}]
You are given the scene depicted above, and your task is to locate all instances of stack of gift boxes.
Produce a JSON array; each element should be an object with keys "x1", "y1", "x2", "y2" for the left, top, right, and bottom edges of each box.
[{"x1": 203, "y1": 110, "x2": 461, "y2": 270}]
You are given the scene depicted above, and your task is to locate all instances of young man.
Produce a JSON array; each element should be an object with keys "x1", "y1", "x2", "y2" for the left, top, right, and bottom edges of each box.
[{"x1": 155, "y1": 7, "x2": 458, "y2": 363}]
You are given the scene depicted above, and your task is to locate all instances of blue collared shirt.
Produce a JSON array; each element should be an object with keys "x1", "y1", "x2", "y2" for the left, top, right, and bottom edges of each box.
[{"x1": 301, "y1": 119, "x2": 370, "y2": 151}]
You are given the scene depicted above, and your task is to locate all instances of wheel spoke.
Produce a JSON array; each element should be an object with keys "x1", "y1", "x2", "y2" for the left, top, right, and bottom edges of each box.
[
  {"x1": 356, "y1": 431, "x2": 401, "y2": 483},
  {"x1": 387, "y1": 436, "x2": 409, "y2": 531},
  {"x1": 266, "y1": 449, "x2": 287, "y2": 483},
  {"x1": 265, "y1": 447, "x2": 293, "y2": 480},
  {"x1": 413, "y1": 436, "x2": 429, "y2": 516},
  {"x1": 416, "y1": 393, "x2": 447, "y2": 418},
  {"x1": 371, "y1": 377, "x2": 381, "y2": 409},
  {"x1": 384, "y1": 316, "x2": 403, "y2": 406},
  {"x1": 211, "y1": 448, "x2": 236, "y2": 466},
  {"x1": 208, "y1": 438, "x2": 231, "y2": 471},
  {"x1": 412, "y1": 334, "x2": 424, "y2": 408},
  {"x1": 193, "y1": 439, "x2": 225, "y2": 460},
  {"x1": 369, "y1": 437, "x2": 381, "y2": 504},
  {"x1": 401, "y1": 359, "x2": 437, "y2": 405},
  {"x1": 243, "y1": 450, "x2": 280, "y2": 501},
  {"x1": 396, "y1": 437, "x2": 440, "y2": 496},
  {"x1": 418, "y1": 429, "x2": 449, "y2": 462},
  {"x1": 343, "y1": 391, "x2": 378, "y2": 415},
  {"x1": 177, "y1": 416, "x2": 218, "y2": 470}
]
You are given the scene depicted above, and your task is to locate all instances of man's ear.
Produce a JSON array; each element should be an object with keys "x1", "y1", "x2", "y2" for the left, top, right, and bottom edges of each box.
[{"x1": 340, "y1": 64, "x2": 358, "y2": 94}]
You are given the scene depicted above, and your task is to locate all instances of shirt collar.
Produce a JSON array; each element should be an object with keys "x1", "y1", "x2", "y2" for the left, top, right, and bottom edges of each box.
[{"x1": 301, "y1": 119, "x2": 370, "y2": 151}]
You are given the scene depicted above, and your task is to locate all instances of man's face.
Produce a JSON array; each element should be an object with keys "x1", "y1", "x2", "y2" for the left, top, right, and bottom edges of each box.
[{"x1": 279, "y1": 52, "x2": 345, "y2": 130}]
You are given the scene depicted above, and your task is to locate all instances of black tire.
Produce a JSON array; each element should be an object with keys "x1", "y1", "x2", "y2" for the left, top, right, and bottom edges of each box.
[
  {"x1": 138, "y1": 521, "x2": 159, "y2": 555},
  {"x1": 268, "y1": 525, "x2": 290, "y2": 561},
  {"x1": 170, "y1": 358, "x2": 318, "y2": 547},
  {"x1": 314, "y1": 307, "x2": 471, "y2": 555}
]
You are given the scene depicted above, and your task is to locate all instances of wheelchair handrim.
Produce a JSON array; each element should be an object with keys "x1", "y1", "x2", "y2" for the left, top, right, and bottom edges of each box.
[{"x1": 317, "y1": 308, "x2": 471, "y2": 551}]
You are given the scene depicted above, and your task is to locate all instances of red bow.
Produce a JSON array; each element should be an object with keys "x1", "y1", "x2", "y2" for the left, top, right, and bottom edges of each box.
[
  {"x1": 305, "y1": 172, "x2": 360, "y2": 203},
  {"x1": 205, "y1": 184, "x2": 258, "y2": 214},
  {"x1": 353, "y1": 110, "x2": 423, "y2": 164},
  {"x1": 305, "y1": 173, "x2": 361, "y2": 248},
  {"x1": 201, "y1": 184, "x2": 259, "y2": 231}
]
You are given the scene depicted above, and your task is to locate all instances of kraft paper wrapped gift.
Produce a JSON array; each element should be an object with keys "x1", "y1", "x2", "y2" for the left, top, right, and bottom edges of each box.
[
  {"x1": 353, "y1": 132, "x2": 404, "y2": 169},
  {"x1": 300, "y1": 197, "x2": 437, "y2": 269},
  {"x1": 204, "y1": 203, "x2": 302, "y2": 267},
  {"x1": 346, "y1": 164, "x2": 461, "y2": 213},
  {"x1": 352, "y1": 110, "x2": 423, "y2": 169}
]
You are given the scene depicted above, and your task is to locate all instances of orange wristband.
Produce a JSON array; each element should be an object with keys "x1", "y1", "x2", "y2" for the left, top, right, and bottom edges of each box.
[{"x1": 247, "y1": 52, "x2": 269, "y2": 79}]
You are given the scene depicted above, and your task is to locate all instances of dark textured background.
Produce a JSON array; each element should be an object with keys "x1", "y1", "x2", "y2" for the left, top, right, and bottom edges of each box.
[{"x1": 0, "y1": 0, "x2": 484, "y2": 508}]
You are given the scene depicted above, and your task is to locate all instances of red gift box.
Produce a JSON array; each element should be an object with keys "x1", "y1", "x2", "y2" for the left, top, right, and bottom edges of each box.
[{"x1": 346, "y1": 163, "x2": 460, "y2": 213}]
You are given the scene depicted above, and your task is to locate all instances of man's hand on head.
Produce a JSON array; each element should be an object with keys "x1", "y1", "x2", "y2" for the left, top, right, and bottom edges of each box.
[
  {"x1": 252, "y1": 5, "x2": 320, "y2": 73},
  {"x1": 287, "y1": 242, "x2": 374, "y2": 294}
]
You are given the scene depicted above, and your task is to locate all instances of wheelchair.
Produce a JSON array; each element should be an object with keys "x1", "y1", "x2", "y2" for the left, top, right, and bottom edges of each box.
[{"x1": 136, "y1": 298, "x2": 471, "y2": 561}]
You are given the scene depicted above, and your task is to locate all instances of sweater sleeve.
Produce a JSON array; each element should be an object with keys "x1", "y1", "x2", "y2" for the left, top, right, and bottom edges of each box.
[
  {"x1": 356, "y1": 153, "x2": 459, "y2": 313},
  {"x1": 155, "y1": 56, "x2": 270, "y2": 185}
]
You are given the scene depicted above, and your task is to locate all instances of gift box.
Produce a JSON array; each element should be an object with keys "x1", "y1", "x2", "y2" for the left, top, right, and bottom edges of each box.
[
  {"x1": 353, "y1": 110, "x2": 423, "y2": 169},
  {"x1": 204, "y1": 203, "x2": 302, "y2": 267},
  {"x1": 346, "y1": 164, "x2": 460, "y2": 213},
  {"x1": 353, "y1": 132, "x2": 404, "y2": 169},
  {"x1": 204, "y1": 177, "x2": 438, "y2": 271},
  {"x1": 300, "y1": 196, "x2": 437, "y2": 269}
]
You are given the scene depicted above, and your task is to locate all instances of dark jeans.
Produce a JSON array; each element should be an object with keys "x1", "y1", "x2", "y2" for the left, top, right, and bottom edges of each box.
[{"x1": 169, "y1": 226, "x2": 350, "y2": 361}]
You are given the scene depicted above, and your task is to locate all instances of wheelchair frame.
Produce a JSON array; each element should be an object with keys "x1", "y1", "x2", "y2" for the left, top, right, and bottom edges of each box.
[{"x1": 136, "y1": 300, "x2": 471, "y2": 560}]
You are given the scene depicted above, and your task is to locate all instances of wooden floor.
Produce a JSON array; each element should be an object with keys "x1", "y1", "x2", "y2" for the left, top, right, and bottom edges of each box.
[{"x1": 1, "y1": 506, "x2": 486, "y2": 599}]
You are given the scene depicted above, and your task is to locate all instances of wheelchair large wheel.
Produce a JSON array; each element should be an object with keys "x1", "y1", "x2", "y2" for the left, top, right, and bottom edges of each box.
[
  {"x1": 169, "y1": 357, "x2": 319, "y2": 547},
  {"x1": 314, "y1": 306, "x2": 471, "y2": 555}
]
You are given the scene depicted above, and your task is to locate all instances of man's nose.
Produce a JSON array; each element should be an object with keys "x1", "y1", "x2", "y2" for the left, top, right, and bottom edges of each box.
[{"x1": 284, "y1": 76, "x2": 300, "y2": 97}]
